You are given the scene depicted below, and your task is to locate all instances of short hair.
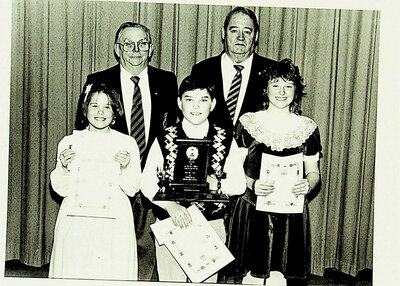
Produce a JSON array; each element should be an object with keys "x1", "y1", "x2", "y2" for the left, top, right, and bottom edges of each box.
[
  {"x1": 79, "y1": 82, "x2": 124, "y2": 127},
  {"x1": 178, "y1": 75, "x2": 216, "y2": 99},
  {"x1": 113, "y1": 22, "x2": 152, "y2": 61},
  {"x1": 223, "y1": 7, "x2": 259, "y2": 41},
  {"x1": 262, "y1": 58, "x2": 306, "y2": 114}
]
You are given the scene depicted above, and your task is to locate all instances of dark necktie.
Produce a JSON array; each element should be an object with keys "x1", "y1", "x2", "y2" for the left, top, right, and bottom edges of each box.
[
  {"x1": 226, "y1": 65, "x2": 244, "y2": 122},
  {"x1": 130, "y1": 76, "x2": 146, "y2": 160}
]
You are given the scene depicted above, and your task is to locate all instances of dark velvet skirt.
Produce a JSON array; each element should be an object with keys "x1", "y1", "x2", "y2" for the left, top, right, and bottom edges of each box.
[{"x1": 225, "y1": 189, "x2": 311, "y2": 280}]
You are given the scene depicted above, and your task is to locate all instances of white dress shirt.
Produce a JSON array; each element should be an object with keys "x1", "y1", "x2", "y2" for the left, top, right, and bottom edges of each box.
[
  {"x1": 221, "y1": 53, "x2": 254, "y2": 125},
  {"x1": 181, "y1": 118, "x2": 209, "y2": 139},
  {"x1": 120, "y1": 65, "x2": 151, "y2": 145}
]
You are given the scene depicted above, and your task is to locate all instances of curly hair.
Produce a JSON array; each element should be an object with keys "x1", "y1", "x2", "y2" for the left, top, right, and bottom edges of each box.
[
  {"x1": 79, "y1": 82, "x2": 124, "y2": 128},
  {"x1": 262, "y1": 58, "x2": 306, "y2": 114}
]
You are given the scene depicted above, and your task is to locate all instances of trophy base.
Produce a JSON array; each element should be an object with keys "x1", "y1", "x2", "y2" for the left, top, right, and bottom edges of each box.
[{"x1": 153, "y1": 188, "x2": 230, "y2": 203}]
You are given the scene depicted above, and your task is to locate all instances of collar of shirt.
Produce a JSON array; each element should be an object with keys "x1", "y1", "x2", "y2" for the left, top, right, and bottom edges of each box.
[
  {"x1": 120, "y1": 64, "x2": 149, "y2": 88},
  {"x1": 182, "y1": 118, "x2": 209, "y2": 139},
  {"x1": 221, "y1": 53, "x2": 254, "y2": 91},
  {"x1": 221, "y1": 52, "x2": 254, "y2": 123},
  {"x1": 120, "y1": 65, "x2": 151, "y2": 143}
]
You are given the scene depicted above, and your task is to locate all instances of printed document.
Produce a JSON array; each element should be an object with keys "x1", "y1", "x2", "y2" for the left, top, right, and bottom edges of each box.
[
  {"x1": 150, "y1": 205, "x2": 234, "y2": 282},
  {"x1": 256, "y1": 153, "x2": 304, "y2": 213}
]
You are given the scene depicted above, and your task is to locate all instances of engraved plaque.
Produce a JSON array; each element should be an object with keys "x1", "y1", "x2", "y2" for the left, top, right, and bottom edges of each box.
[{"x1": 170, "y1": 138, "x2": 210, "y2": 190}]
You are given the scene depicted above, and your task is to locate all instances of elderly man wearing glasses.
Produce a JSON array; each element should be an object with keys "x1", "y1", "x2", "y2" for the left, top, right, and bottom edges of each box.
[{"x1": 74, "y1": 22, "x2": 179, "y2": 281}]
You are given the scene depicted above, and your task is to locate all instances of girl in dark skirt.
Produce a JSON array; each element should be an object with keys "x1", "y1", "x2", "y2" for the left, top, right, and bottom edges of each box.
[{"x1": 227, "y1": 59, "x2": 322, "y2": 286}]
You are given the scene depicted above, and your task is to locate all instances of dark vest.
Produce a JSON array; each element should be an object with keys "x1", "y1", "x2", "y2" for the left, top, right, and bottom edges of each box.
[{"x1": 154, "y1": 122, "x2": 233, "y2": 221}]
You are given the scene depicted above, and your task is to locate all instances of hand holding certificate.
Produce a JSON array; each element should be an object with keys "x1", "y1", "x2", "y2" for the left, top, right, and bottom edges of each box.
[
  {"x1": 67, "y1": 131, "x2": 121, "y2": 219},
  {"x1": 150, "y1": 205, "x2": 234, "y2": 282},
  {"x1": 256, "y1": 153, "x2": 304, "y2": 214}
]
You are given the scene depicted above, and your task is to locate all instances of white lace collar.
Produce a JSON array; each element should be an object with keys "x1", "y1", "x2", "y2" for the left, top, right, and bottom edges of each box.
[{"x1": 239, "y1": 111, "x2": 317, "y2": 151}]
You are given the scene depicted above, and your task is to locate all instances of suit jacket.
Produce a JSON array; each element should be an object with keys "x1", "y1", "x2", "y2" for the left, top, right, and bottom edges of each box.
[
  {"x1": 75, "y1": 64, "x2": 179, "y2": 169},
  {"x1": 190, "y1": 53, "x2": 276, "y2": 133}
]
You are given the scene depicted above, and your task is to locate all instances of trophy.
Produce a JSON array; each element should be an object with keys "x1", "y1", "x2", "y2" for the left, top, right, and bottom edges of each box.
[{"x1": 154, "y1": 138, "x2": 229, "y2": 203}]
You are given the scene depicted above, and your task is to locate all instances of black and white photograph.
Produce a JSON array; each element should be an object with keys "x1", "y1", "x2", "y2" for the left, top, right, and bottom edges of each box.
[{"x1": 0, "y1": 0, "x2": 398, "y2": 285}]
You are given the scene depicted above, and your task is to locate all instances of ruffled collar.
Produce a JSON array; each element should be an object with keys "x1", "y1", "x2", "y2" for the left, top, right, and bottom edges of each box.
[{"x1": 239, "y1": 111, "x2": 317, "y2": 151}]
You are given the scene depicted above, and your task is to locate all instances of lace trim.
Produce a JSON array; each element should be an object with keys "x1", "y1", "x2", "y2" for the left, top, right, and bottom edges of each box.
[{"x1": 240, "y1": 112, "x2": 317, "y2": 152}]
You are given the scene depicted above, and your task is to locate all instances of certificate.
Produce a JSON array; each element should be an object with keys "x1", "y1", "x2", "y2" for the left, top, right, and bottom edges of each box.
[
  {"x1": 66, "y1": 131, "x2": 120, "y2": 219},
  {"x1": 256, "y1": 153, "x2": 304, "y2": 214},
  {"x1": 150, "y1": 205, "x2": 234, "y2": 282}
]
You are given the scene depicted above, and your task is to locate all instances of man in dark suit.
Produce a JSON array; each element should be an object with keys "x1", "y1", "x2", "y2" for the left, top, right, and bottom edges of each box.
[
  {"x1": 191, "y1": 7, "x2": 276, "y2": 134},
  {"x1": 75, "y1": 22, "x2": 178, "y2": 281},
  {"x1": 190, "y1": 8, "x2": 276, "y2": 283}
]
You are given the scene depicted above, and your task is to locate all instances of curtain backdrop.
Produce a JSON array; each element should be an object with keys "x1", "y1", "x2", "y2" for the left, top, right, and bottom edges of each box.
[{"x1": 7, "y1": 0, "x2": 378, "y2": 277}]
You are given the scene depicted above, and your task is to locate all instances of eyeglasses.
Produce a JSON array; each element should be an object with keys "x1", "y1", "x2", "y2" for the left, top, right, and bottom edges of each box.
[{"x1": 117, "y1": 41, "x2": 150, "y2": 52}]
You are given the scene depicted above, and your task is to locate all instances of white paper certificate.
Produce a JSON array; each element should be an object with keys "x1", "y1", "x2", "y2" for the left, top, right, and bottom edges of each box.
[
  {"x1": 150, "y1": 205, "x2": 234, "y2": 282},
  {"x1": 256, "y1": 153, "x2": 304, "y2": 214},
  {"x1": 67, "y1": 131, "x2": 120, "y2": 219}
]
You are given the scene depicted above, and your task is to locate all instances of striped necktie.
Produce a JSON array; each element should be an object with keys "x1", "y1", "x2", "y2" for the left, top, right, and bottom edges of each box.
[
  {"x1": 130, "y1": 76, "x2": 146, "y2": 160},
  {"x1": 226, "y1": 65, "x2": 244, "y2": 122}
]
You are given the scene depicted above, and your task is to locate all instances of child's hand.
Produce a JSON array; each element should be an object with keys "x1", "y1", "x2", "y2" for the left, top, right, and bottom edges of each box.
[
  {"x1": 164, "y1": 202, "x2": 192, "y2": 229},
  {"x1": 292, "y1": 179, "x2": 310, "y2": 196},
  {"x1": 59, "y1": 149, "x2": 76, "y2": 169},
  {"x1": 254, "y1": 179, "x2": 275, "y2": 196},
  {"x1": 114, "y1": 151, "x2": 131, "y2": 169}
]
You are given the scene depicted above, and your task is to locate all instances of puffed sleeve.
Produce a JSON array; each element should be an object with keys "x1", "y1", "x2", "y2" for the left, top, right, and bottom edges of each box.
[
  {"x1": 236, "y1": 115, "x2": 261, "y2": 179},
  {"x1": 118, "y1": 136, "x2": 141, "y2": 197},
  {"x1": 220, "y1": 139, "x2": 246, "y2": 196},
  {"x1": 304, "y1": 126, "x2": 323, "y2": 162},
  {"x1": 141, "y1": 139, "x2": 163, "y2": 202},
  {"x1": 244, "y1": 140, "x2": 262, "y2": 180},
  {"x1": 140, "y1": 139, "x2": 173, "y2": 210},
  {"x1": 235, "y1": 117, "x2": 256, "y2": 148},
  {"x1": 50, "y1": 136, "x2": 73, "y2": 197}
]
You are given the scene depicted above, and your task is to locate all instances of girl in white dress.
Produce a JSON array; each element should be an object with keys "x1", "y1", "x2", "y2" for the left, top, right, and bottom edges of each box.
[{"x1": 49, "y1": 82, "x2": 141, "y2": 280}]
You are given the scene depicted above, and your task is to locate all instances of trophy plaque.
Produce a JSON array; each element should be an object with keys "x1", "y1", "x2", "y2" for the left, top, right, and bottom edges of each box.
[
  {"x1": 171, "y1": 138, "x2": 210, "y2": 190},
  {"x1": 154, "y1": 138, "x2": 230, "y2": 203}
]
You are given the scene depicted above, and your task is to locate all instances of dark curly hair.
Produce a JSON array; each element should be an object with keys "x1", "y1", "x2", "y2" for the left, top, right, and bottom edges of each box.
[
  {"x1": 262, "y1": 58, "x2": 306, "y2": 114},
  {"x1": 79, "y1": 82, "x2": 124, "y2": 128}
]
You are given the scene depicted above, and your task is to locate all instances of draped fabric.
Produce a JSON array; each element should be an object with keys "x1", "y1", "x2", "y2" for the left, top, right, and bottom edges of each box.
[{"x1": 7, "y1": 0, "x2": 378, "y2": 278}]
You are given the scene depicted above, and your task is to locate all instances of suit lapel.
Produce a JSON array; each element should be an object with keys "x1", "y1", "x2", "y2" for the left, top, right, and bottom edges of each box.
[
  {"x1": 239, "y1": 53, "x2": 264, "y2": 117},
  {"x1": 147, "y1": 66, "x2": 157, "y2": 98},
  {"x1": 214, "y1": 54, "x2": 225, "y2": 104},
  {"x1": 111, "y1": 65, "x2": 123, "y2": 97},
  {"x1": 110, "y1": 65, "x2": 130, "y2": 135},
  {"x1": 146, "y1": 66, "x2": 159, "y2": 148}
]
